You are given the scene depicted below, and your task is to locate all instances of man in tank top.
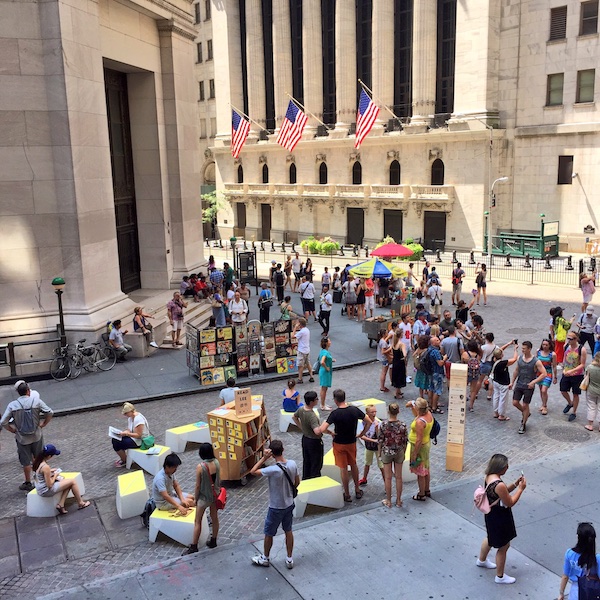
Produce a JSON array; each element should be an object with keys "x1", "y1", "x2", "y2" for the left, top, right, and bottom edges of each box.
[{"x1": 511, "y1": 341, "x2": 547, "y2": 434}]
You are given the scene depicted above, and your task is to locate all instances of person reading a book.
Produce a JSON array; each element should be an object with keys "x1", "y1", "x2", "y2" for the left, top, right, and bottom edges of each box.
[{"x1": 111, "y1": 402, "x2": 150, "y2": 468}]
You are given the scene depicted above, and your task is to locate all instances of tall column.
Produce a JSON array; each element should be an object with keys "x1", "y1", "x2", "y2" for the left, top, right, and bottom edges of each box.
[
  {"x1": 302, "y1": 0, "x2": 323, "y2": 135},
  {"x1": 411, "y1": 0, "x2": 437, "y2": 125},
  {"x1": 272, "y1": 0, "x2": 293, "y2": 131},
  {"x1": 372, "y1": 0, "x2": 395, "y2": 129},
  {"x1": 335, "y1": 0, "x2": 356, "y2": 130},
  {"x1": 246, "y1": 0, "x2": 266, "y2": 132}
]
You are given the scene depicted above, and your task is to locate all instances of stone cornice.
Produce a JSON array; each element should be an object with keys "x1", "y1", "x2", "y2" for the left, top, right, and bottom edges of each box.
[
  {"x1": 515, "y1": 122, "x2": 600, "y2": 137},
  {"x1": 157, "y1": 18, "x2": 197, "y2": 41}
]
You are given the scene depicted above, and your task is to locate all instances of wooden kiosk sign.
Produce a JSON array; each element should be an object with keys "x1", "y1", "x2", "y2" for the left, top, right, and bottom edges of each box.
[
  {"x1": 235, "y1": 387, "x2": 252, "y2": 416},
  {"x1": 446, "y1": 363, "x2": 467, "y2": 472}
]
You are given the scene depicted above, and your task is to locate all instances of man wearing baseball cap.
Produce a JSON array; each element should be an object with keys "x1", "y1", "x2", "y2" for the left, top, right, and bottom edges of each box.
[
  {"x1": 575, "y1": 305, "x2": 597, "y2": 355},
  {"x1": 1, "y1": 380, "x2": 54, "y2": 491}
]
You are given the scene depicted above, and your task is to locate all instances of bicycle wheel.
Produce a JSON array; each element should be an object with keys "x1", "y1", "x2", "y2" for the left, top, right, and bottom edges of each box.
[
  {"x1": 69, "y1": 355, "x2": 83, "y2": 379},
  {"x1": 50, "y1": 356, "x2": 71, "y2": 381},
  {"x1": 96, "y1": 346, "x2": 117, "y2": 371}
]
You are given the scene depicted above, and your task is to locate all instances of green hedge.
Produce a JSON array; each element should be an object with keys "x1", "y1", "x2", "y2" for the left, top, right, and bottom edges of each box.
[{"x1": 299, "y1": 236, "x2": 341, "y2": 255}]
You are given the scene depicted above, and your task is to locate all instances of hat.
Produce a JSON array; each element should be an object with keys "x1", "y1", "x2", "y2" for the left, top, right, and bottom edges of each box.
[
  {"x1": 586, "y1": 306, "x2": 595, "y2": 313},
  {"x1": 14, "y1": 380, "x2": 26, "y2": 391},
  {"x1": 271, "y1": 260, "x2": 277, "y2": 264},
  {"x1": 43, "y1": 444, "x2": 61, "y2": 457},
  {"x1": 122, "y1": 402, "x2": 135, "y2": 414}
]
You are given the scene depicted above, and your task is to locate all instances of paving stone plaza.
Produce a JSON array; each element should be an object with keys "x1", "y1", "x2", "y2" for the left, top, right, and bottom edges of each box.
[{"x1": 1, "y1": 272, "x2": 599, "y2": 599}]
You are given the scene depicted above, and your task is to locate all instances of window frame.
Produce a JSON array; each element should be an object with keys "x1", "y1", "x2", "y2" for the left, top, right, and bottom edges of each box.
[
  {"x1": 580, "y1": 0, "x2": 599, "y2": 36},
  {"x1": 546, "y1": 73, "x2": 564, "y2": 106},
  {"x1": 205, "y1": 0, "x2": 212, "y2": 21},
  {"x1": 196, "y1": 42, "x2": 203, "y2": 63},
  {"x1": 199, "y1": 81, "x2": 205, "y2": 101},
  {"x1": 557, "y1": 155, "x2": 574, "y2": 185},
  {"x1": 319, "y1": 162, "x2": 328, "y2": 185},
  {"x1": 209, "y1": 79, "x2": 215, "y2": 99},
  {"x1": 549, "y1": 5, "x2": 567, "y2": 41},
  {"x1": 207, "y1": 39, "x2": 213, "y2": 61},
  {"x1": 576, "y1": 69, "x2": 595, "y2": 103},
  {"x1": 194, "y1": 3, "x2": 201, "y2": 24}
]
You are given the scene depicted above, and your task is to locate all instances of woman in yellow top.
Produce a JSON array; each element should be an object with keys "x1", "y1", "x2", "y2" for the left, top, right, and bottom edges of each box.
[{"x1": 406, "y1": 397, "x2": 434, "y2": 501}]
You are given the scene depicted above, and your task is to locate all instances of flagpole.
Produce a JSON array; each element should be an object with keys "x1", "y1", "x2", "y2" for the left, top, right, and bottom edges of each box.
[
  {"x1": 285, "y1": 93, "x2": 331, "y2": 130},
  {"x1": 230, "y1": 103, "x2": 269, "y2": 132},
  {"x1": 357, "y1": 79, "x2": 398, "y2": 120}
]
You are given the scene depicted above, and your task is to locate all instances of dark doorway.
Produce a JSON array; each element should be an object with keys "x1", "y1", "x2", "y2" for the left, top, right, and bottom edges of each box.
[
  {"x1": 389, "y1": 160, "x2": 401, "y2": 185},
  {"x1": 319, "y1": 162, "x2": 328, "y2": 184},
  {"x1": 235, "y1": 203, "x2": 247, "y2": 237},
  {"x1": 423, "y1": 211, "x2": 447, "y2": 251},
  {"x1": 261, "y1": 203, "x2": 272, "y2": 240},
  {"x1": 431, "y1": 159, "x2": 445, "y2": 185},
  {"x1": 384, "y1": 209, "x2": 403, "y2": 241},
  {"x1": 347, "y1": 207, "x2": 364, "y2": 246},
  {"x1": 104, "y1": 68, "x2": 141, "y2": 293},
  {"x1": 352, "y1": 162, "x2": 362, "y2": 184}
]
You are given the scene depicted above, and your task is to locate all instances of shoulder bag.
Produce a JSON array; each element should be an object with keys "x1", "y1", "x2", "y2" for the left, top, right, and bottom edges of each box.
[
  {"x1": 276, "y1": 462, "x2": 298, "y2": 498},
  {"x1": 580, "y1": 367, "x2": 590, "y2": 391},
  {"x1": 204, "y1": 463, "x2": 227, "y2": 509}
]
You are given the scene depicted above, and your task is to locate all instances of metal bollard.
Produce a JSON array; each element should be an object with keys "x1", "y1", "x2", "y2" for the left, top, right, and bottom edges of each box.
[
  {"x1": 469, "y1": 251, "x2": 476, "y2": 265},
  {"x1": 352, "y1": 245, "x2": 358, "y2": 257},
  {"x1": 218, "y1": 239, "x2": 223, "y2": 248},
  {"x1": 435, "y1": 249, "x2": 442, "y2": 263},
  {"x1": 524, "y1": 254, "x2": 532, "y2": 268},
  {"x1": 292, "y1": 242, "x2": 296, "y2": 253},
  {"x1": 243, "y1": 240, "x2": 248, "y2": 250},
  {"x1": 452, "y1": 250, "x2": 457, "y2": 264},
  {"x1": 505, "y1": 253, "x2": 512, "y2": 267},
  {"x1": 364, "y1": 245, "x2": 369, "y2": 258},
  {"x1": 566, "y1": 255, "x2": 574, "y2": 271},
  {"x1": 544, "y1": 256, "x2": 552, "y2": 270},
  {"x1": 260, "y1": 241, "x2": 264, "y2": 251},
  {"x1": 591, "y1": 257, "x2": 597, "y2": 272},
  {"x1": 205, "y1": 239, "x2": 210, "y2": 247},
  {"x1": 252, "y1": 240, "x2": 256, "y2": 250},
  {"x1": 271, "y1": 241, "x2": 276, "y2": 252},
  {"x1": 340, "y1": 246, "x2": 345, "y2": 256},
  {"x1": 281, "y1": 243, "x2": 285, "y2": 253}
]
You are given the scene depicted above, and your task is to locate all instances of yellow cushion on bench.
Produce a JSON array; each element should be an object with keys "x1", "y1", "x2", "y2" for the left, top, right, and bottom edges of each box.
[
  {"x1": 298, "y1": 476, "x2": 339, "y2": 493},
  {"x1": 118, "y1": 471, "x2": 146, "y2": 496}
]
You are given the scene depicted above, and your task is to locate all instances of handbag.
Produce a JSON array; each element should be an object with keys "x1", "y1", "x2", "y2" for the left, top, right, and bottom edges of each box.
[
  {"x1": 140, "y1": 434, "x2": 155, "y2": 450},
  {"x1": 276, "y1": 463, "x2": 298, "y2": 498},
  {"x1": 204, "y1": 463, "x2": 227, "y2": 510},
  {"x1": 211, "y1": 299, "x2": 222, "y2": 309},
  {"x1": 312, "y1": 359, "x2": 321, "y2": 374},
  {"x1": 580, "y1": 370, "x2": 590, "y2": 391},
  {"x1": 578, "y1": 569, "x2": 600, "y2": 600}
]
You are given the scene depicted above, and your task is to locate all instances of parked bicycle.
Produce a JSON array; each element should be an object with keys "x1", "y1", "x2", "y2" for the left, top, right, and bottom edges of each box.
[
  {"x1": 69, "y1": 339, "x2": 116, "y2": 378},
  {"x1": 50, "y1": 344, "x2": 72, "y2": 381}
]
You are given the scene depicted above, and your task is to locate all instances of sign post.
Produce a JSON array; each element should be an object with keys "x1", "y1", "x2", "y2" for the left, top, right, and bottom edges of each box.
[
  {"x1": 235, "y1": 387, "x2": 252, "y2": 416},
  {"x1": 237, "y1": 249, "x2": 258, "y2": 295},
  {"x1": 446, "y1": 363, "x2": 467, "y2": 472}
]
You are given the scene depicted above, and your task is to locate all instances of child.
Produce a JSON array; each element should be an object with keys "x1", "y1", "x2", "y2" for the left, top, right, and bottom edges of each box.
[{"x1": 358, "y1": 405, "x2": 384, "y2": 486}]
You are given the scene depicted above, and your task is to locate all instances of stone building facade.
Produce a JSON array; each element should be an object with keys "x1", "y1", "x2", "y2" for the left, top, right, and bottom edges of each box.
[
  {"x1": 207, "y1": 0, "x2": 599, "y2": 253},
  {"x1": 1, "y1": 0, "x2": 204, "y2": 340}
]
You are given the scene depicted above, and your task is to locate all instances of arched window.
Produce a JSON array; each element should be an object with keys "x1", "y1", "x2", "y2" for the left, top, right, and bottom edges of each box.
[
  {"x1": 352, "y1": 161, "x2": 362, "y2": 185},
  {"x1": 237, "y1": 165, "x2": 244, "y2": 184},
  {"x1": 431, "y1": 159, "x2": 445, "y2": 185},
  {"x1": 204, "y1": 161, "x2": 215, "y2": 185},
  {"x1": 319, "y1": 162, "x2": 328, "y2": 184},
  {"x1": 289, "y1": 163, "x2": 297, "y2": 184},
  {"x1": 262, "y1": 164, "x2": 269, "y2": 184},
  {"x1": 389, "y1": 160, "x2": 401, "y2": 185}
]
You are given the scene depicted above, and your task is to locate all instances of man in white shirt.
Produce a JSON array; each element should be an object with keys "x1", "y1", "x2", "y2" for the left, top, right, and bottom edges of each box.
[
  {"x1": 299, "y1": 276, "x2": 316, "y2": 321},
  {"x1": 318, "y1": 285, "x2": 333, "y2": 336},
  {"x1": 291, "y1": 253, "x2": 302, "y2": 292},
  {"x1": 427, "y1": 281, "x2": 443, "y2": 316},
  {"x1": 412, "y1": 313, "x2": 430, "y2": 349},
  {"x1": 109, "y1": 319, "x2": 133, "y2": 362},
  {"x1": 228, "y1": 290, "x2": 248, "y2": 325},
  {"x1": 293, "y1": 318, "x2": 314, "y2": 383},
  {"x1": 219, "y1": 377, "x2": 240, "y2": 405}
]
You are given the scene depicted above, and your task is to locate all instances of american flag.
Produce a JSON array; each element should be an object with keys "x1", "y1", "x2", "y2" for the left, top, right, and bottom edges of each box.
[
  {"x1": 231, "y1": 109, "x2": 250, "y2": 158},
  {"x1": 276, "y1": 100, "x2": 307, "y2": 152},
  {"x1": 354, "y1": 88, "x2": 380, "y2": 149}
]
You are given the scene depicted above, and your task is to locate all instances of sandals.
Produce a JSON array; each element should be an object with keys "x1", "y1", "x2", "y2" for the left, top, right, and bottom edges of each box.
[
  {"x1": 381, "y1": 499, "x2": 392, "y2": 508},
  {"x1": 498, "y1": 416, "x2": 510, "y2": 421},
  {"x1": 541, "y1": 408, "x2": 548, "y2": 415},
  {"x1": 56, "y1": 505, "x2": 68, "y2": 515},
  {"x1": 380, "y1": 387, "x2": 390, "y2": 392},
  {"x1": 424, "y1": 490, "x2": 431, "y2": 498},
  {"x1": 412, "y1": 494, "x2": 427, "y2": 502},
  {"x1": 585, "y1": 425, "x2": 594, "y2": 431},
  {"x1": 432, "y1": 408, "x2": 444, "y2": 414},
  {"x1": 78, "y1": 501, "x2": 91, "y2": 510},
  {"x1": 343, "y1": 494, "x2": 352, "y2": 503},
  {"x1": 396, "y1": 501, "x2": 403, "y2": 508},
  {"x1": 355, "y1": 490, "x2": 364, "y2": 500}
]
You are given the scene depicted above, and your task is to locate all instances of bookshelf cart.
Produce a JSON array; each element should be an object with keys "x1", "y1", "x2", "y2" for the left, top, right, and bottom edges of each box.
[{"x1": 207, "y1": 396, "x2": 271, "y2": 484}]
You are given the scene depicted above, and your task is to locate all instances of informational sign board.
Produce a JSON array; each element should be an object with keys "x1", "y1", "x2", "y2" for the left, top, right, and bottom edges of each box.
[
  {"x1": 446, "y1": 363, "x2": 468, "y2": 472},
  {"x1": 238, "y1": 251, "x2": 256, "y2": 283},
  {"x1": 235, "y1": 387, "x2": 252, "y2": 416}
]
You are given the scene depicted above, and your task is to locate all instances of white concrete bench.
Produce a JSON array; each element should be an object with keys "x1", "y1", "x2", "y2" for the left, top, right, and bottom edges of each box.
[
  {"x1": 164, "y1": 422, "x2": 210, "y2": 453},
  {"x1": 149, "y1": 507, "x2": 209, "y2": 546},
  {"x1": 116, "y1": 470, "x2": 149, "y2": 520},
  {"x1": 293, "y1": 475, "x2": 344, "y2": 518},
  {"x1": 279, "y1": 408, "x2": 319, "y2": 433},
  {"x1": 26, "y1": 472, "x2": 86, "y2": 517},
  {"x1": 321, "y1": 448, "x2": 341, "y2": 483},
  {"x1": 127, "y1": 318, "x2": 168, "y2": 358},
  {"x1": 350, "y1": 398, "x2": 387, "y2": 420},
  {"x1": 126, "y1": 445, "x2": 170, "y2": 475}
]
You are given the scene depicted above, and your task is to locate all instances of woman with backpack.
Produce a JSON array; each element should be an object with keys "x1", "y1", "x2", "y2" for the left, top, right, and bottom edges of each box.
[
  {"x1": 462, "y1": 339, "x2": 483, "y2": 412},
  {"x1": 377, "y1": 403, "x2": 408, "y2": 508},
  {"x1": 407, "y1": 397, "x2": 434, "y2": 502},
  {"x1": 559, "y1": 522, "x2": 600, "y2": 599},
  {"x1": 413, "y1": 335, "x2": 432, "y2": 398},
  {"x1": 550, "y1": 307, "x2": 575, "y2": 367},
  {"x1": 477, "y1": 453, "x2": 526, "y2": 585}
]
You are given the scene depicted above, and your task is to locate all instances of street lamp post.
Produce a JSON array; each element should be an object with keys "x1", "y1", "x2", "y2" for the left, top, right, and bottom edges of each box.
[
  {"x1": 51, "y1": 277, "x2": 66, "y2": 346},
  {"x1": 487, "y1": 176, "x2": 510, "y2": 280}
]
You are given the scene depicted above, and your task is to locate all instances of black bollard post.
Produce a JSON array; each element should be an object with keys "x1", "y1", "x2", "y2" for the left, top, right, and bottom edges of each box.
[
  {"x1": 206, "y1": 239, "x2": 210, "y2": 247},
  {"x1": 566, "y1": 255, "x2": 574, "y2": 271},
  {"x1": 364, "y1": 245, "x2": 369, "y2": 258},
  {"x1": 505, "y1": 253, "x2": 512, "y2": 267},
  {"x1": 452, "y1": 250, "x2": 457, "y2": 264},
  {"x1": 591, "y1": 257, "x2": 597, "y2": 272},
  {"x1": 435, "y1": 249, "x2": 442, "y2": 263},
  {"x1": 281, "y1": 243, "x2": 285, "y2": 253},
  {"x1": 469, "y1": 251, "x2": 476, "y2": 265},
  {"x1": 340, "y1": 246, "x2": 345, "y2": 256},
  {"x1": 544, "y1": 256, "x2": 552, "y2": 270},
  {"x1": 271, "y1": 241, "x2": 276, "y2": 252},
  {"x1": 260, "y1": 241, "x2": 264, "y2": 251},
  {"x1": 243, "y1": 240, "x2": 248, "y2": 250},
  {"x1": 524, "y1": 254, "x2": 532, "y2": 268},
  {"x1": 252, "y1": 240, "x2": 256, "y2": 250},
  {"x1": 353, "y1": 245, "x2": 358, "y2": 257},
  {"x1": 292, "y1": 242, "x2": 296, "y2": 253},
  {"x1": 218, "y1": 239, "x2": 223, "y2": 248}
]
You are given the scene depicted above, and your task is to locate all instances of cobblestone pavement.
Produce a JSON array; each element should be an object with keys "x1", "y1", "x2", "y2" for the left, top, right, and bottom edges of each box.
[{"x1": 0, "y1": 280, "x2": 595, "y2": 598}]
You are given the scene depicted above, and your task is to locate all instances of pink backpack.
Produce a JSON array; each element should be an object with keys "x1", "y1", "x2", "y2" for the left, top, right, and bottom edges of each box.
[{"x1": 473, "y1": 481, "x2": 500, "y2": 514}]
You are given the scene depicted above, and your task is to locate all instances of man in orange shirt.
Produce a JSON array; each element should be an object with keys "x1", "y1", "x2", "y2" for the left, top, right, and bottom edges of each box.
[{"x1": 364, "y1": 277, "x2": 375, "y2": 318}]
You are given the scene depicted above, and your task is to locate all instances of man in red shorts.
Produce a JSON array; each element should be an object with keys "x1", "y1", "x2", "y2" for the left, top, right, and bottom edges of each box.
[{"x1": 319, "y1": 389, "x2": 372, "y2": 502}]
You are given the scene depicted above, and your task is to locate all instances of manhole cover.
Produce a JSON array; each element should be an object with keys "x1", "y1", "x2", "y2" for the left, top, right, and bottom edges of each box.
[
  {"x1": 544, "y1": 426, "x2": 591, "y2": 443},
  {"x1": 506, "y1": 327, "x2": 538, "y2": 335}
]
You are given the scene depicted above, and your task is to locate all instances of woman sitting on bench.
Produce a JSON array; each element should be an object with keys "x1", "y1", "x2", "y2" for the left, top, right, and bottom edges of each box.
[
  {"x1": 112, "y1": 402, "x2": 150, "y2": 468},
  {"x1": 33, "y1": 444, "x2": 90, "y2": 514}
]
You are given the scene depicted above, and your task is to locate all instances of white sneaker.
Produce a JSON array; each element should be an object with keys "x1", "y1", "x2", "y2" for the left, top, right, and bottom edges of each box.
[
  {"x1": 251, "y1": 555, "x2": 270, "y2": 567},
  {"x1": 495, "y1": 574, "x2": 516, "y2": 584},
  {"x1": 406, "y1": 376, "x2": 412, "y2": 383},
  {"x1": 150, "y1": 342, "x2": 159, "y2": 348},
  {"x1": 476, "y1": 559, "x2": 497, "y2": 569},
  {"x1": 285, "y1": 558, "x2": 294, "y2": 569}
]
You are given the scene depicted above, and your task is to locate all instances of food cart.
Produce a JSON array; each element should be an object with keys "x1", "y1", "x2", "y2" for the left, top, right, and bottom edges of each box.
[{"x1": 362, "y1": 316, "x2": 396, "y2": 348}]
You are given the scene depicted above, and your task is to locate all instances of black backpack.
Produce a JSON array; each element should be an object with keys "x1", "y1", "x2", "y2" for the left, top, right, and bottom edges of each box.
[
  {"x1": 419, "y1": 348, "x2": 434, "y2": 376},
  {"x1": 141, "y1": 498, "x2": 156, "y2": 528},
  {"x1": 430, "y1": 418, "x2": 441, "y2": 445},
  {"x1": 275, "y1": 271, "x2": 284, "y2": 286}
]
